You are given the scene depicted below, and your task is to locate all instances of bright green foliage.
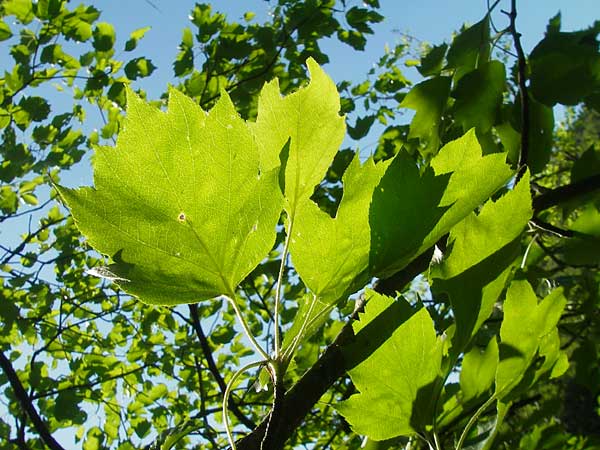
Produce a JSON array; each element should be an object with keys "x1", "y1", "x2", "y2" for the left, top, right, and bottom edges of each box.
[
  {"x1": 2, "y1": 1, "x2": 600, "y2": 449},
  {"x1": 432, "y1": 172, "x2": 532, "y2": 351},
  {"x1": 338, "y1": 291, "x2": 443, "y2": 440},
  {"x1": 284, "y1": 155, "x2": 391, "y2": 348},
  {"x1": 290, "y1": 155, "x2": 390, "y2": 300},
  {"x1": 251, "y1": 57, "x2": 346, "y2": 217},
  {"x1": 495, "y1": 279, "x2": 567, "y2": 398},
  {"x1": 370, "y1": 129, "x2": 513, "y2": 278},
  {"x1": 59, "y1": 89, "x2": 283, "y2": 305}
]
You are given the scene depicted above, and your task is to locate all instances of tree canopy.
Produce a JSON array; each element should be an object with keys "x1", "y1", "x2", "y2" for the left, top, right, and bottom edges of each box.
[{"x1": 1, "y1": 1, "x2": 600, "y2": 449}]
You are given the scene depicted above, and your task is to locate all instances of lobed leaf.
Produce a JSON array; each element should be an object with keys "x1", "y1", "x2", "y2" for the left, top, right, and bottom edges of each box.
[
  {"x1": 338, "y1": 290, "x2": 443, "y2": 440},
  {"x1": 370, "y1": 129, "x2": 513, "y2": 279},
  {"x1": 59, "y1": 88, "x2": 283, "y2": 305},
  {"x1": 250, "y1": 57, "x2": 346, "y2": 218}
]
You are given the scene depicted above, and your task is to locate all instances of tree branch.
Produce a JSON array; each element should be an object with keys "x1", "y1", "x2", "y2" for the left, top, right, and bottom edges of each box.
[
  {"x1": 532, "y1": 174, "x2": 600, "y2": 212},
  {"x1": 0, "y1": 350, "x2": 66, "y2": 450},
  {"x1": 188, "y1": 304, "x2": 256, "y2": 430},
  {"x1": 506, "y1": 0, "x2": 530, "y2": 182}
]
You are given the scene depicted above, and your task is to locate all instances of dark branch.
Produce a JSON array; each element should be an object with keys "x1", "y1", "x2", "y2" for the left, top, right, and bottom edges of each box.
[
  {"x1": 532, "y1": 174, "x2": 600, "y2": 212},
  {"x1": 506, "y1": 0, "x2": 530, "y2": 182},
  {"x1": 188, "y1": 304, "x2": 256, "y2": 430},
  {"x1": 0, "y1": 350, "x2": 66, "y2": 450}
]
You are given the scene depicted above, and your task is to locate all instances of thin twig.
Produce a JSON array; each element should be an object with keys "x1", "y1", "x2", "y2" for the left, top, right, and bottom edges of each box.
[{"x1": 505, "y1": 0, "x2": 530, "y2": 182}]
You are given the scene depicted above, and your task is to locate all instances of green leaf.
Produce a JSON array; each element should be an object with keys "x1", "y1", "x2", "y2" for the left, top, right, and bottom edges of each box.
[
  {"x1": 291, "y1": 155, "x2": 390, "y2": 300},
  {"x1": 529, "y1": 21, "x2": 600, "y2": 106},
  {"x1": 370, "y1": 129, "x2": 513, "y2": 279},
  {"x1": 418, "y1": 43, "x2": 448, "y2": 77},
  {"x1": 338, "y1": 291, "x2": 443, "y2": 440},
  {"x1": 0, "y1": 20, "x2": 13, "y2": 41},
  {"x1": 460, "y1": 337, "x2": 499, "y2": 402},
  {"x1": 446, "y1": 16, "x2": 490, "y2": 80},
  {"x1": 431, "y1": 172, "x2": 532, "y2": 351},
  {"x1": 124, "y1": 57, "x2": 156, "y2": 80},
  {"x1": 348, "y1": 114, "x2": 375, "y2": 140},
  {"x1": 3, "y1": 0, "x2": 34, "y2": 24},
  {"x1": 251, "y1": 58, "x2": 345, "y2": 217},
  {"x1": 284, "y1": 155, "x2": 391, "y2": 350},
  {"x1": 92, "y1": 22, "x2": 115, "y2": 52},
  {"x1": 452, "y1": 61, "x2": 505, "y2": 134},
  {"x1": 400, "y1": 76, "x2": 451, "y2": 156},
  {"x1": 495, "y1": 280, "x2": 567, "y2": 398},
  {"x1": 58, "y1": 89, "x2": 283, "y2": 305},
  {"x1": 124, "y1": 26, "x2": 151, "y2": 52}
]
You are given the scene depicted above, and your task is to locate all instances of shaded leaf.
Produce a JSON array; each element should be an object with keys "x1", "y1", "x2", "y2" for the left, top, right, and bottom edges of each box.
[
  {"x1": 338, "y1": 291, "x2": 442, "y2": 440},
  {"x1": 400, "y1": 76, "x2": 451, "y2": 156},
  {"x1": 432, "y1": 172, "x2": 532, "y2": 351},
  {"x1": 530, "y1": 21, "x2": 600, "y2": 106},
  {"x1": 452, "y1": 61, "x2": 505, "y2": 134},
  {"x1": 370, "y1": 129, "x2": 513, "y2": 279}
]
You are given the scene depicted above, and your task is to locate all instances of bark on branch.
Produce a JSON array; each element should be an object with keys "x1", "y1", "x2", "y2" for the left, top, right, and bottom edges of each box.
[{"x1": 0, "y1": 349, "x2": 66, "y2": 450}]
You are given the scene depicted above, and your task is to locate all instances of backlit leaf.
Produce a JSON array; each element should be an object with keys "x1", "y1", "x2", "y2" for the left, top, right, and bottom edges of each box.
[
  {"x1": 58, "y1": 89, "x2": 283, "y2": 305},
  {"x1": 250, "y1": 57, "x2": 345, "y2": 217}
]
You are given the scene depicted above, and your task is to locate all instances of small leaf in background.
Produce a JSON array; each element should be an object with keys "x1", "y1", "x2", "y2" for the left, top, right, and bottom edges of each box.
[
  {"x1": 124, "y1": 26, "x2": 151, "y2": 51},
  {"x1": 124, "y1": 57, "x2": 156, "y2": 80},
  {"x1": 58, "y1": 88, "x2": 283, "y2": 305},
  {"x1": 529, "y1": 19, "x2": 600, "y2": 106},
  {"x1": 417, "y1": 43, "x2": 448, "y2": 77},
  {"x1": 0, "y1": 19, "x2": 13, "y2": 41},
  {"x1": 400, "y1": 76, "x2": 451, "y2": 156},
  {"x1": 338, "y1": 290, "x2": 442, "y2": 440},
  {"x1": 92, "y1": 22, "x2": 115, "y2": 52}
]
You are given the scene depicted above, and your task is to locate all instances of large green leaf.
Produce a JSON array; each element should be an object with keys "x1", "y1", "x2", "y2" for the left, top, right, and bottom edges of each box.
[
  {"x1": 337, "y1": 290, "x2": 443, "y2": 440},
  {"x1": 370, "y1": 129, "x2": 513, "y2": 279},
  {"x1": 250, "y1": 57, "x2": 345, "y2": 217},
  {"x1": 58, "y1": 89, "x2": 283, "y2": 305},
  {"x1": 282, "y1": 155, "x2": 391, "y2": 352},
  {"x1": 431, "y1": 173, "x2": 532, "y2": 351},
  {"x1": 290, "y1": 154, "x2": 390, "y2": 300}
]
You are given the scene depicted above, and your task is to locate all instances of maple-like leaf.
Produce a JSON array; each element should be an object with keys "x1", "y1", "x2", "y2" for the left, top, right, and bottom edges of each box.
[
  {"x1": 250, "y1": 57, "x2": 346, "y2": 218},
  {"x1": 58, "y1": 89, "x2": 283, "y2": 305}
]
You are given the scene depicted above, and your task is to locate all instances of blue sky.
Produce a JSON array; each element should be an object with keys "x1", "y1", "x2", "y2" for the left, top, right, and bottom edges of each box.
[{"x1": 96, "y1": 0, "x2": 600, "y2": 97}]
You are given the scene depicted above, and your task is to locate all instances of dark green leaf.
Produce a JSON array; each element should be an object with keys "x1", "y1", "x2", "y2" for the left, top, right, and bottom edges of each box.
[{"x1": 530, "y1": 22, "x2": 600, "y2": 106}]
